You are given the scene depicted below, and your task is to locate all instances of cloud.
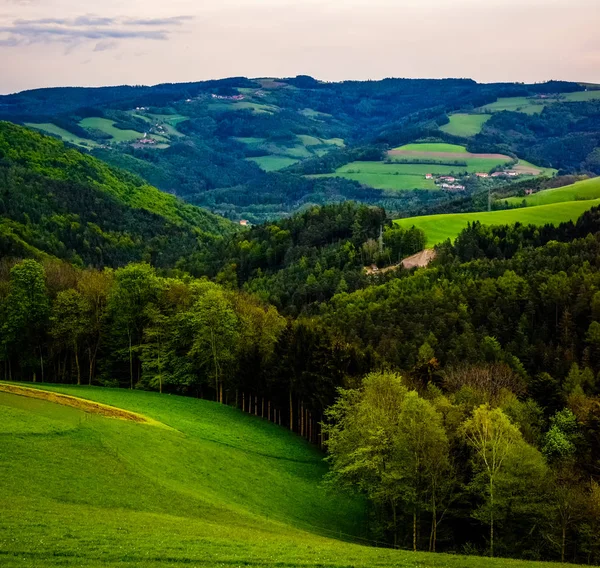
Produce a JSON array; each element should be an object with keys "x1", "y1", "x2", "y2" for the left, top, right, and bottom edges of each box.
[
  {"x1": 124, "y1": 16, "x2": 194, "y2": 26},
  {"x1": 0, "y1": 14, "x2": 193, "y2": 48},
  {"x1": 93, "y1": 39, "x2": 118, "y2": 52}
]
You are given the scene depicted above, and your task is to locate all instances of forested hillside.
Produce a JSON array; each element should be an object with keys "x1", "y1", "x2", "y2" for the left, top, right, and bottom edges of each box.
[{"x1": 0, "y1": 122, "x2": 232, "y2": 268}]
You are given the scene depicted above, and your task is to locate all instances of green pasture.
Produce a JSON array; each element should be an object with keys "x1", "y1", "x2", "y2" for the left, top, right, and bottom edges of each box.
[
  {"x1": 503, "y1": 176, "x2": 600, "y2": 207},
  {"x1": 393, "y1": 142, "x2": 468, "y2": 153},
  {"x1": 478, "y1": 91, "x2": 600, "y2": 114},
  {"x1": 79, "y1": 117, "x2": 145, "y2": 143},
  {"x1": 395, "y1": 199, "x2": 600, "y2": 247},
  {"x1": 1, "y1": 383, "x2": 586, "y2": 568},
  {"x1": 439, "y1": 114, "x2": 491, "y2": 137},
  {"x1": 246, "y1": 155, "x2": 299, "y2": 171},
  {"x1": 25, "y1": 123, "x2": 99, "y2": 149},
  {"x1": 209, "y1": 101, "x2": 278, "y2": 114}
]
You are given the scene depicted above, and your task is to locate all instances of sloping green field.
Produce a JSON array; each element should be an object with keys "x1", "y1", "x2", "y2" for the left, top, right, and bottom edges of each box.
[
  {"x1": 503, "y1": 177, "x2": 600, "y2": 206},
  {"x1": 25, "y1": 123, "x2": 99, "y2": 149},
  {"x1": 393, "y1": 142, "x2": 468, "y2": 153},
  {"x1": 478, "y1": 91, "x2": 600, "y2": 114},
  {"x1": 395, "y1": 199, "x2": 600, "y2": 247},
  {"x1": 439, "y1": 114, "x2": 492, "y2": 137},
  {"x1": 0, "y1": 383, "x2": 579, "y2": 568}
]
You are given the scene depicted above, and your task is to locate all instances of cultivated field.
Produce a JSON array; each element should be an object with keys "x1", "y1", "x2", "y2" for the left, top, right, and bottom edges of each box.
[
  {"x1": 503, "y1": 176, "x2": 600, "y2": 206},
  {"x1": 395, "y1": 199, "x2": 600, "y2": 247},
  {"x1": 0, "y1": 383, "x2": 587, "y2": 568},
  {"x1": 312, "y1": 144, "x2": 549, "y2": 191},
  {"x1": 247, "y1": 155, "x2": 299, "y2": 171},
  {"x1": 439, "y1": 114, "x2": 491, "y2": 137}
]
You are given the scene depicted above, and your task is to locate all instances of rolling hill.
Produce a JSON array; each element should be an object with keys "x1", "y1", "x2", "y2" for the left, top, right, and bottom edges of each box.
[
  {"x1": 0, "y1": 122, "x2": 232, "y2": 268},
  {"x1": 395, "y1": 199, "x2": 600, "y2": 247},
  {"x1": 503, "y1": 176, "x2": 600, "y2": 206},
  {"x1": 0, "y1": 383, "x2": 589, "y2": 568}
]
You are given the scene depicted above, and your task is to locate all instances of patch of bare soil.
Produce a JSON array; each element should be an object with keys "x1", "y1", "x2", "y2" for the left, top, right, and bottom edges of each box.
[
  {"x1": 364, "y1": 249, "x2": 436, "y2": 275},
  {"x1": 0, "y1": 383, "x2": 158, "y2": 424}
]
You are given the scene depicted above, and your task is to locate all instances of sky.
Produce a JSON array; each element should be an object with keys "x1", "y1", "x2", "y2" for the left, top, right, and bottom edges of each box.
[{"x1": 0, "y1": 0, "x2": 599, "y2": 94}]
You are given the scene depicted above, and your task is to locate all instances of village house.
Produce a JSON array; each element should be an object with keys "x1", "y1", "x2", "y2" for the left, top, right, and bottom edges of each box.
[
  {"x1": 239, "y1": 219, "x2": 250, "y2": 226},
  {"x1": 211, "y1": 94, "x2": 245, "y2": 101},
  {"x1": 425, "y1": 173, "x2": 433, "y2": 179},
  {"x1": 475, "y1": 172, "x2": 489, "y2": 178},
  {"x1": 438, "y1": 176, "x2": 456, "y2": 182},
  {"x1": 441, "y1": 183, "x2": 466, "y2": 191}
]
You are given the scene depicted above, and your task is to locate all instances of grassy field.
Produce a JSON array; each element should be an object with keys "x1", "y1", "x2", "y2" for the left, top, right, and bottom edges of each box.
[
  {"x1": 1, "y1": 383, "x2": 585, "y2": 568},
  {"x1": 439, "y1": 114, "x2": 491, "y2": 137},
  {"x1": 503, "y1": 177, "x2": 600, "y2": 206},
  {"x1": 478, "y1": 91, "x2": 600, "y2": 114},
  {"x1": 25, "y1": 123, "x2": 99, "y2": 149},
  {"x1": 79, "y1": 117, "x2": 145, "y2": 143},
  {"x1": 395, "y1": 199, "x2": 600, "y2": 246},
  {"x1": 246, "y1": 155, "x2": 299, "y2": 171},
  {"x1": 393, "y1": 142, "x2": 468, "y2": 153}
]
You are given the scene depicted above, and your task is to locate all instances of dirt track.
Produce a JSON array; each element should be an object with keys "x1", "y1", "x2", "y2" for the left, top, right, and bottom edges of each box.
[
  {"x1": 0, "y1": 382, "x2": 161, "y2": 425},
  {"x1": 401, "y1": 249, "x2": 437, "y2": 269},
  {"x1": 388, "y1": 150, "x2": 511, "y2": 160}
]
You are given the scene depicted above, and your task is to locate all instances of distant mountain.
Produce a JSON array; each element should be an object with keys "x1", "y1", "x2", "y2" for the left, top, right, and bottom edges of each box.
[{"x1": 0, "y1": 122, "x2": 233, "y2": 270}]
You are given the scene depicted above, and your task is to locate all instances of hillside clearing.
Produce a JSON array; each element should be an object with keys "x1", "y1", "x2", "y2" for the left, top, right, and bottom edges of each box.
[
  {"x1": 395, "y1": 199, "x2": 600, "y2": 246},
  {"x1": 1, "y1": 383, "x2": 586, "y2": 568},
  {"x1": 439, "y1": 114, "x2": 491, "y2": 137}
]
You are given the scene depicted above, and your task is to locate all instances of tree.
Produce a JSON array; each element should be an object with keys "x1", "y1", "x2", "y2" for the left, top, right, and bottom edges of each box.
[
  {"x1": 108, "y1": 264, "x2": 161, "y2": 389},
  {"x1": 50, "y1": 289, "x2": 90, "y2": 385},
  {"x1": 1, "y1": 259, "x2": 49, "y2": 381},
  {"x1": 77, "y1": 269, "x2": 112, "y2": 385},
  {"x1": 396, "y1": 391, "x2": 451, "y2": 552},
  {"x1": 462, "y1": 405, "x2": 521, "y2": 557},
  {"x1": 188, "y1": 287, "x2": 239, "y2": 402}
]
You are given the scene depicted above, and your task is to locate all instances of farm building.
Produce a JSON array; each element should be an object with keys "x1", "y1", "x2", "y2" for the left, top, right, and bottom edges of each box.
[
  {"x1": 441, "y1": 183, "x2": 466, "y2": 191},
  {"x1": 475, "y1": 172, "x2": 489, "y2": 178},
  {"x1": 425, "y1": 174, "x2": 434, "y2": 179},
  {"x1": 439, "y1": 176, "x2": 456, "y2": 182},
  {"x1": 239, "y1": 219, "x2": 250, "y2": 226}
]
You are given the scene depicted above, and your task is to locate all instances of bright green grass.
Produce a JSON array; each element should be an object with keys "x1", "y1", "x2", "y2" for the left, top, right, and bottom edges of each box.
[
  {"x1": 312, "y1": 171, "x2": 438, "y2": 191},
  {"x1": 393, "y1": 143, "x2": 468, "y2": 153},
  {"x1": 439, "y1": 114, "x2": 491, "y2": 137},
  {"x1": 79, "y1": 117, "x2": 145, "y2": 142},
  {"x1": 235, "y1": 136, "x2": 267, "y2": 145},
  {"x1": 25, "y1": 123, "x2": 99, "y2": 149},
  {"x1": 504, "y1": 177, "x2": 600, "y2": 207},
  {"x1": 395, "y1": 199, "x2": 600, "y2": 247},
  {"x1": 247, "y1": 155, "x2": 299, "y2": 171},
  {"x1": 209, "y1": 101, "x2": 278, "y2": 114},
  {"x1": 1, "y1": 383, "x2": 580, "y2": 568}
]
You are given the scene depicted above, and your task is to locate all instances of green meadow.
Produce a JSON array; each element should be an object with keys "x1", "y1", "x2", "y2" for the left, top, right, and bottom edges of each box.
[
  {"x1": 439, "y1": 114, "x2": 491, "y2": 137},
  {"x1": 1, "y1": 383, "x2": 588, "y2": 568},
  {"x1": 478, "y1": 91, "x2": 600, "y2": 114},
  {"x1": 79, "y1": 117, "x2": 146, "y2": 142},
  {"x1": 25, "y1": 123, "x2": 99, "y2": 149},
  {"x1": 393, "y1": 142, "x2": 468, "y2": 153},
  {"x1": 503, "y1": 176, "x2": 600, "y2": 206},
  {"x1": 395, "y1": 199, "x2": 600, "y2": 247},
  {"x1": 247, "y1": 155, "x2": 299, "y2": 171}
]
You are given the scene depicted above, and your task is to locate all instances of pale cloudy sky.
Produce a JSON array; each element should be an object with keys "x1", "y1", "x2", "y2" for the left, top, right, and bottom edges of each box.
[{"x1": 0, "y1": 0, "x2": 598, "y2": 94}]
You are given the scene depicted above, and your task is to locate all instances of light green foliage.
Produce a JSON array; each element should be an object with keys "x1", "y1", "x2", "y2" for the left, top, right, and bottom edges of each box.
[
  {"x1": 542, "y1": 409, "x2": 580, "y2": 461},
  {"x1": 394, "y1": 199, "x2": 600, "y2": 246},
  {"x1": 504, "y1": 177, "x2": 600, "y2": 207},
  {"x1": 188, "y1": 286, "x2": 239, "y2": 400},
  {"x1": 439, "y1": 114, "x2": 491, "y2": 137}
]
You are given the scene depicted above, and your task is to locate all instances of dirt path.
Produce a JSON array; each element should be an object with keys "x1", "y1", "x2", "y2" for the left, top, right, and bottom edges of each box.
[
  {"x1": 365, "y1": 249, "x2": 436, "y2": 275},
  {"x1": 0, "y1": 382, "x2": 165, "y2": 426},
  {"x1": 388, "y1": 150, "x2": 511, "y2": 160}
]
